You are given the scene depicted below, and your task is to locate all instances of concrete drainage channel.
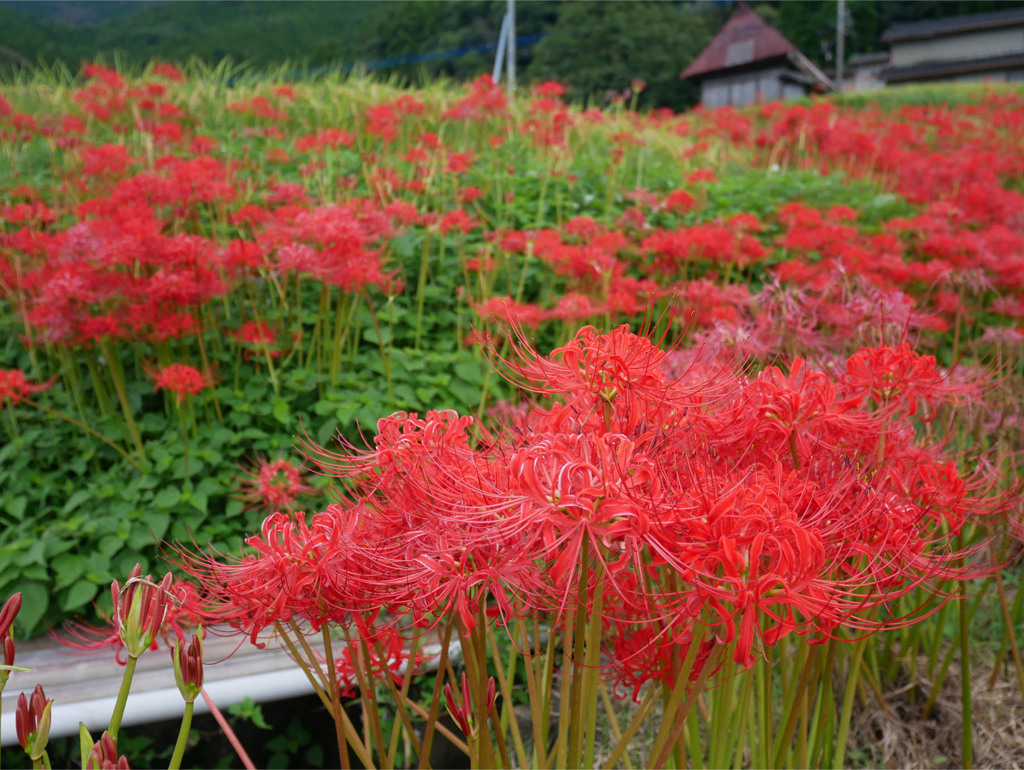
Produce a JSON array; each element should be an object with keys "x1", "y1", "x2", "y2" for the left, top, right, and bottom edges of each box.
[{"x1": 0, "y1": 627, "x2": 461, "y2": 753}]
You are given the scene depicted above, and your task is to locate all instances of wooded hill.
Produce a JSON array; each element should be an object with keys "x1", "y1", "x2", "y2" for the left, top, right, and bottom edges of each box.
[{"x1": 2, "y1": 0, "x2": 1022, "y2": 109}]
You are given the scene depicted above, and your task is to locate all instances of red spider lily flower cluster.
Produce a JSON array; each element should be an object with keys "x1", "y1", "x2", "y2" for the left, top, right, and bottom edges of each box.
[
  {"x1": 0, "y1": 370, "x2": 52, "y2": 407},
  {"x1": 145, "y1": 363, "x2": 216, "y2": 404},
  {"x1": 235, "y1": 455, "x2": 312, "y2": 512},
  {"x1": 176, "y1": 324, "x2": 1001, "y2": 697}
]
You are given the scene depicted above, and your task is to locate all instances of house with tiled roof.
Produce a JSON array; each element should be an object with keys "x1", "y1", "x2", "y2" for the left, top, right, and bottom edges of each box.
[
  {"x1": 880, "y1": 6, "x2": 1024, "y2": 85},
  {"x1": 681, "y1": 2, "x2": 836, "y2": 108}
]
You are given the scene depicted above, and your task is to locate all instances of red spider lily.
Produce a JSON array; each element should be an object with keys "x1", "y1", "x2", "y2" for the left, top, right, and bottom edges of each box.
[
  {"x1": 841, "y1": 342, "x2": 983, "y2": 420},
  {"x1": 0, "y1": 369, "x2": 53, "y2": 407},
  {"x1": 235, "y1": 455, "x2": 312, "y2": 512},
  {"x1": 85, "y1": 731, "x2": 130, "y2": 769},
  {"x1": 145, "y1": 362, "x2": 216, "y2": 403},
  {"x1": 492, "y1": 324, "x2": 713, "y2": 436},
  {"x1": 60, "y1": 566, "x2": 199, "y2": 662},
  {"x1": 173, "y1": 508, "x2": 372, "y2": 642},
  {"x1": 16, "y1": 684, "x2": 53, "y2": 762}
]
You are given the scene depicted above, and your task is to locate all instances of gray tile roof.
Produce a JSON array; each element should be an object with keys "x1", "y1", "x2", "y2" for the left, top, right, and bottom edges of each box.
[{"x1": 882, "y1": 6, "x2": 1024, "y2": 43}]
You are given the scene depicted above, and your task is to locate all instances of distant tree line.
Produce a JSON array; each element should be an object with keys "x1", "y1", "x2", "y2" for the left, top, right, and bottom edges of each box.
[{"x1": 2, "y1": 0, "x2": 1022, "y2": 110}]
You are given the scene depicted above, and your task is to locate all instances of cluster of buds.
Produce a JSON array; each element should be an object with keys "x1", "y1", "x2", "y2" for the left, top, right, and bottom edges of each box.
[
  {"x1": 444, "y1": 671, "x2": 497, "y2": 738},
  {"x1": 0, "y1": 592, "x2": 21, "y2": 690},
  {"x1": 113, "y1": 565, "x2": 176, "y2": 659},
  {"x1": 86, "y1": 730, "x2": 130, "y2": 769},
  {"x1": 171, "y1": 630, "x2": 204, "y2": 704},
  {"x1": 16, "y1": 683, "x2": 53, "y2": 765}
]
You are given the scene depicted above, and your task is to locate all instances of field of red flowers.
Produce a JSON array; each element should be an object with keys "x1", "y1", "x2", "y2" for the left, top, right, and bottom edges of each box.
[{"x1": 2, "y1": 65, "x2": 1024, "y2": 768}]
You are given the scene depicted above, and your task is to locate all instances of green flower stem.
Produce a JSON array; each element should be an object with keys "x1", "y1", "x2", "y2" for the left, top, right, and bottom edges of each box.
[
  {"x1": 24, "y1": 399, "x2": 140, "y2": 470},
  {"x1": 487, "y1": 623, "x2": 527, "y2": 768},
  {"x1": 168, "y1": 701, "x2": 194, "y2": 770},
  {"x1": 597, "y1": 681, "x2": 633, "y2": 770},
  {"x1": 921, "y1": 577, "x2": 992, "y2": 720},
  {"x1": 650, "y1": 642, "x2": 726, "y2": 769},
  {"x1": 646, "y1": 618, "x2": 710, "y2": 768},
  {"x1": 108, "y1": 654, "x2": 139, "y2": 740},
  {"x1": 193, "y1": 326, "x2": 222, "y2": 423},
  {"x1": 414, "y1": 235, "x2": 431, "y2": 351},
  {"x1": 514, "y1": 619, "x2": 546, "y2": 769},
  {"x1": 807, "y1": 640, "x2": 838, "y2": 767},
  {"x1": 581, "y1": 562, "x2": 605, "y2": 770},
  {"x1": 555, "y1": 585, "x2": 578, "y2": 769},
  {"x1": 362, "y1": 290, "x2": 393, "y2": 404},
  {"x1": 321, "y1": 626, "x2": 350, "y2": 770},
  {"x1": 278, "y1": 623, "x2": 374, "y2": 769},
  {"x1": 340, "y1": 627, "x2": 386, "y2": 768},
  {"x1": 491, "y1": 703, "x2": 512, "y2": 770},
  {"x1": 178, "y1": 404, "x2": 189, "y2": 483},
  {"x1": 3, "y1": 409, "x2": 17, "y2": 440},
  {"x1": 565, "y1": 541, "x2": 591, "y2": 770},
  {"x1": 99, "y1": 341, "x2": 147, "y2": 465},
  {"x1": 243, "y1": 282, "x2": 280, "y2": 396},
  {"x1": 993, "y1": 569, "x2": 1024, "y2": 703},
  {"x1": 417, "y1": 619, "x2": 454, "y2": 770},
  {"x1": 275, "y1": 622, "x2": 332, "y2": 709},
  {"x1": 474, "y1": 604, "x2": 495, "y2": 770},
  {"x1": 380, "y1": 632, "x2": 422, "y2": 768},
  {"x1": 832, "y1": 636, "x2": 868, "y2": 770},
  {"x1": 960, "y1": 544, "x2": 974, "y2": 769},
  {"x1": 84, "y1": 350, "x2": 116, "y2": 420},
  {"x1": 731, "y1": 669, "x2": 755, "y2": 770},
  {"x1": 708, "y1": 650, "x2": 737, "y2": 769},
  {"x1": 773, "y1": 643, "x2": 819, "y2": 768},
  {"x1": 600, "y1": 685, "x2": 659, "y2": 770}
]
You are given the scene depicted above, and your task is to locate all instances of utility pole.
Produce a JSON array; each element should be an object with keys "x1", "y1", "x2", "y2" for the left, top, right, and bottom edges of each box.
[
  {"x1": 507, "y1": 0, "x2": 516, "y2": 93},
  {"x1": 492, "y1": 0, "x2": 516, "y2": 92},
  {"x1": 836, "y1": 0, "x2": 846, "y2": 92}
]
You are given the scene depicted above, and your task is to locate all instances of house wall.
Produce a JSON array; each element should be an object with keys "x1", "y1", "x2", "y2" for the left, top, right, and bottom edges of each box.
[
  {"x1": 891, "y1": 26, "x2": 1024, "y2": 66},
  {"x1": 701, "y1": 66, "x2": 806, "y2": 108},
  {"x1": 908, "y1": 67, "x2": 1024, "y2": 83}
]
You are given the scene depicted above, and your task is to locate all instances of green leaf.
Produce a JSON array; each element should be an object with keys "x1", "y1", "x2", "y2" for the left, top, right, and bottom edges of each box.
[
  {"x1": 98, "y1": 535, "x2": 123, "y2": 558},
  {"x1": 62, "y1": 581, "x2": 99, "y2": 612},
  {"x1": 272, "y1": 398, "x2": 292, "y2": 425},
  {"x1": 63, "y1": 490, "x2": 92, "y2": 514},
  {"x1": 53, "y1": 553, "x2": 86, "y2": 590},
  {"x1": 454, "y1": 359, "x2": 483, "y2": 384},
  {"x1": 15, "y1": 540, "x2": 46, "y2": 568},
  {"x1": 153, "y1": 487, "x2": 182, "y2": 509},
  {"x1": 4, "y1": 496, "x2": 27, "y2": 520},
  {"x1": 189, "y1": 491, "x2": 209, "y2": 514},
  {"x1": 316, "y1": 417, "x2": 338, "y2": 447},
  {"x1": 16, "y1": 582, "x2": 48, "y2": 636}
]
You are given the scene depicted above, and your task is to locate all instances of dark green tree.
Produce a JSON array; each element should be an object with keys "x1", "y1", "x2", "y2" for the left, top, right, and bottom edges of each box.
[{"x1": 527, "y1": 1, "x2": 716, "y2": 110}]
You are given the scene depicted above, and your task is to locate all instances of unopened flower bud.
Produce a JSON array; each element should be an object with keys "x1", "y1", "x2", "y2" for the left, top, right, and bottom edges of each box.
[
  {"x1": 16, "y1": 683, "x2": 53, "y2": 762},
  {"x1": 172, "y1": 631, "x2": 204, "y2": 703},
  {"x1": 87, "y1": 730, "x2": 130, "y2": 769}
]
